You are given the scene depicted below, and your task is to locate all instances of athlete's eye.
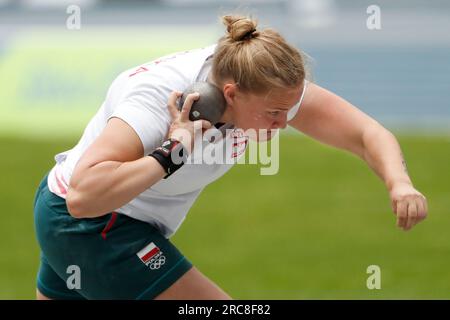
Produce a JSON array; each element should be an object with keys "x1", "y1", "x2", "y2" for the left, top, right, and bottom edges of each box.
[{"x1": 268, "y1": 111, "x2": 280, "y2": 116}]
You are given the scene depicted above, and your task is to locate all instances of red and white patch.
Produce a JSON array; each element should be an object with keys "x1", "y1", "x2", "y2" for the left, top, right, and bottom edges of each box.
[
  {"x1": 231, "y1": 129, "x2": 249, "y2": 158},
  {"x1": 137, "y1": 242, "x2": 161, "y2": 266}
]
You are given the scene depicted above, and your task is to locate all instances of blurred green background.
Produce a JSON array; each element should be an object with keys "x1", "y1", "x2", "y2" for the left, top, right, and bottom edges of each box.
[
  {"x1": 1, "y1": 133, "x2": 449, "y2": 299},
  {"x1": 1, "y1": 0, "x2": 449, "y2": 299}
]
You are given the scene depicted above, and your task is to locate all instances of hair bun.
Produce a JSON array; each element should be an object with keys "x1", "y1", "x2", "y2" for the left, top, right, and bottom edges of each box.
[{"x1": 222, "y1": 15, "x2": 258, "y2": 41}]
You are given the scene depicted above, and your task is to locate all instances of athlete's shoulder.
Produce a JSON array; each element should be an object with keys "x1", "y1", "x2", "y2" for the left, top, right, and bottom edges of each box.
[
  {"x1": 114, "y1": 44, "x2": 215, "y2": 84},
  {"x1": 151, "y1": 44, "x2": 216, "y2": 65},
  {"x1": 103, "y1": 44, "x2": 217, "y2": 114},
  {"x1": 142, "y1": 44, "x2": 217, "y2": 77}
]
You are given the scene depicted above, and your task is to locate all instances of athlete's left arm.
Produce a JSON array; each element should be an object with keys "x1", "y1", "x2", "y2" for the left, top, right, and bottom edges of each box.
[{"x1": 288, "y1": 82, "x2": 428, "y2": 231}]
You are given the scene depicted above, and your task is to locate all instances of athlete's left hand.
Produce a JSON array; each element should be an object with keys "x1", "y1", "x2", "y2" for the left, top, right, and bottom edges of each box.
[{"x1": 389, "y1": 182, "x2": 428, "y2": 231}]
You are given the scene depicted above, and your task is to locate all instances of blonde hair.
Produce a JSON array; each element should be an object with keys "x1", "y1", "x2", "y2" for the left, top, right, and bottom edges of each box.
[{"x1": 212, "y1": 15, "x2": 306, "y2": 94}]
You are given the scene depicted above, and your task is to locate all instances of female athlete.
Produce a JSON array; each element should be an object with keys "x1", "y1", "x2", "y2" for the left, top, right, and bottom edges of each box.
[{"x1": 33, "y1": 15, "x2": 428, "y2": 300}]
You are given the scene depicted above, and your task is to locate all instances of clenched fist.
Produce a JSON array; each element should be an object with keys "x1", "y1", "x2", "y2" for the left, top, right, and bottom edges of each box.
[{"x1": 389, "y1": 182, "x2": 428, "y2": 231}]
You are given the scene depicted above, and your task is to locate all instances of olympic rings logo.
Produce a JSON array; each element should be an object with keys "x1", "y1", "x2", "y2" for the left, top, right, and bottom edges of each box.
[{"x1": 149, "y1": 253, "x2": 166, "y2": 270}]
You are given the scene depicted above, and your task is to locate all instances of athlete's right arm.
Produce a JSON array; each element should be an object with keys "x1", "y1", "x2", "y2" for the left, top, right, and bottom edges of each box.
[
  {"x1": 66, "y1": 91, "x2": 211, "y2": 219},
  {"x1": 65, "y1": 116, "x2": 166, "y2": 218}
]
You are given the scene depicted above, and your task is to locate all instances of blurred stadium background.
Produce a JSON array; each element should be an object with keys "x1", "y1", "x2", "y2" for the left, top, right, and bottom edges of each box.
[{"x1": 0, "y1": 0, "x2": 449, "y2": 299}]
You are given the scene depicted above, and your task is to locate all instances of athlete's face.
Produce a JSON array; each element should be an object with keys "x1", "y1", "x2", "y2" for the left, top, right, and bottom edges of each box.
[{"x1": 223, "y1": 82, "x2": 304, "y2": 141}]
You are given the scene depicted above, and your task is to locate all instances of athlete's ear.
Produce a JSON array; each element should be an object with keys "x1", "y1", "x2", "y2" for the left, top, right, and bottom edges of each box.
[{"x1": 223, "y1": 82, "x2": 238, "y2": 106}]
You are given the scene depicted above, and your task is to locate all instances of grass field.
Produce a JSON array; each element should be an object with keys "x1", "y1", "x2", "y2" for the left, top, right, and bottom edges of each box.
[{"x1": 0, "y1": 133, "x2": 449, "y2": 299}]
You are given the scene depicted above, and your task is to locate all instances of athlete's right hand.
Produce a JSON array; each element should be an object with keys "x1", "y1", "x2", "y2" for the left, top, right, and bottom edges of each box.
[{"x1": 166, "y1": 91, "x2": 212, "y2": 154}]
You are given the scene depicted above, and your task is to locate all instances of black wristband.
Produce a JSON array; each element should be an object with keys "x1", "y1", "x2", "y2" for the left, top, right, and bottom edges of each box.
[{"x1": 148, "y1": 139, "x2": 188, "y2": 178}]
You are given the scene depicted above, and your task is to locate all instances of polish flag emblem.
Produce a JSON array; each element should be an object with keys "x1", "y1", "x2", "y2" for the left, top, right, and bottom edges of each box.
[{"x1": 137, "y1": 242, "x2": 161, "y2": 266}]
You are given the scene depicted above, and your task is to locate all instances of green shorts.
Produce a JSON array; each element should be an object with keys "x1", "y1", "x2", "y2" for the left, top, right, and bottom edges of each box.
[{"x1": 33, "y1": 172, "x2": 193, "y2": 300}]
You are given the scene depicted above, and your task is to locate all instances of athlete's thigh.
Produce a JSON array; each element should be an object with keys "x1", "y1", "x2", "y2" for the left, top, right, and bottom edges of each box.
[
  {"x1": 35, "y1": 253, "x2": 87, "y2": 300},
  {"x1": 154, "y1": 266, "x2": 232, "y2": 300},
  {"x1": 36, "y1": 289, "x2": 52, "y2": 300},
  {"x1": 37, "y1": 267, "x2": 232, "y2": 300},
  {"x1": 34, "y1": 172, "x2": 226, "y2": 300}
]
